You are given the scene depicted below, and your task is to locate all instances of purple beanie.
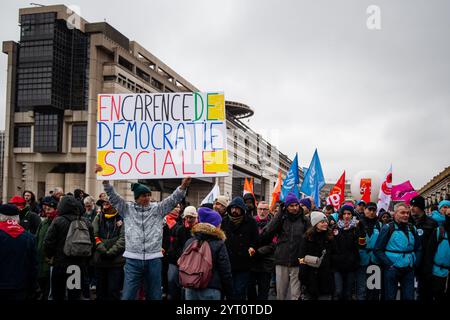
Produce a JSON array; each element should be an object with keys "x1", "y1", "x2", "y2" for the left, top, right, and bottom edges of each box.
[
  {"x1": 299, "y1": 198, "x2": 312, "y2": 210},
  {"x1": 285, "y1": 192, "x2": 300, "y2": 207},
  {"x1": 198, "y1": 207, "x2": 222, "y2": 227}
]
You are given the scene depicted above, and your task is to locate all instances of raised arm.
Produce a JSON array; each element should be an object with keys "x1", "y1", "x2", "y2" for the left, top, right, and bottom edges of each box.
[
  {"x1": 96, "y1": 164, "x2": 128, "y2": 217},
  {"x1": 157, "y1": 177, "x2": 191, "y2": 217}
]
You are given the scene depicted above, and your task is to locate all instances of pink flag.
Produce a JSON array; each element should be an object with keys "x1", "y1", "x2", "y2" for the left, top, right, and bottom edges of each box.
[{"x1": 391, "y1": 180, "x2": 418, "y2": 204}]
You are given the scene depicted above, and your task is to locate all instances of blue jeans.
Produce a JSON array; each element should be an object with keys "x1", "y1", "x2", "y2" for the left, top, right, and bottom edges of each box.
[
  {"x1": 167, "y1": 263, "x2": 182, "y2": 300},
  {"x1": 383, "y1": 266, "x2": 415, "y2": 300},
  {"x1": 122, "y1": 258, "x2": 162, "y2": 300},
  {"x1": 185, "y1": 288, "x2": 221, "y2": 300},
  {"x1": 232, "y1": 271, "x2": 250, "y2": 300},
  {"x1": 334, "y1": 271, "x2": 355, "y2": 300}
]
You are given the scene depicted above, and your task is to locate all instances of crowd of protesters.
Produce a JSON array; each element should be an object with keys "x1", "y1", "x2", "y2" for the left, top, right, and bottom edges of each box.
[{"x1": 1, "y1": 167, "x2": 449, "y2": 301}]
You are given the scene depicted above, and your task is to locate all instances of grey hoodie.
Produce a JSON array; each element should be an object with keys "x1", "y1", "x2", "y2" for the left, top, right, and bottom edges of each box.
[{"x1": 104, "y1": 183, "x2": 186, "y2": 260}]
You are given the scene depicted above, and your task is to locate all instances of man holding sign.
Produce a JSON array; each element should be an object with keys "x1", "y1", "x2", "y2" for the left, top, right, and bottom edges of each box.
[{"x1": 95, "y1": 164, "x2": 191, "y2": 300}]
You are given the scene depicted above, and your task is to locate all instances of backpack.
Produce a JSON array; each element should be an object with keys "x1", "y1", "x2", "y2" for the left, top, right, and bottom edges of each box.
[
  {"x1": 62, "y1": 216, "x2": 93, "y2": 257},
  {"x1": 178, "y1": 239, "x2": 213, "y2": 289}
]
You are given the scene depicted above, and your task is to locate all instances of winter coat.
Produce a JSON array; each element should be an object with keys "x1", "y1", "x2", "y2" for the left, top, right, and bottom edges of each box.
[
  {"x1": 19, "y1": 207, "x2": 41, "y2": 235},
  {"x1": 410, "y1": 213, "x2": 438, "y2": 272},
  {"x1": 36, "y1": 218, "x2": 52, "y2": 279},
  {"x1": 299, "y1": 229, "x2": 334, "y2": 299},
  {"x1": 104, "y1": 183, "x2": 186, "y2": 260},
  {"x1": 423, "y1": 216, "x2": 450, "y2": 278},
  {"x1": 331, "y1": 222, "x2": 360, "y2": 272},
  {"x1": 183, "y1": 223, "x2": 233, "y2": 298},
  {"x1": 92, "y1": 211, "x2": 125, "y2": 268},
  {"x1": 374, "y1": 221, "x2": 422, "y2": 269},
  {"x1": 260, "y1": 206, "x2": 310, "y2": 267},
  {"x1": 44, "y1": 196, "x2": 95, "y2": 267},
  {"x1": 221, "y1": 200, "x2": 259, "y2": 272},
  {"x1": 251, "y1": 215, "x2": 275, "y2": 273},
  {"x1": 0, "y1": 221, "x2": 38, "y2": 297}
]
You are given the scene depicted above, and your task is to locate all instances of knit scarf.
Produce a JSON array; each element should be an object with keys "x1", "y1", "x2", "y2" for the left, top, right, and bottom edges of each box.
[
  {"x1": 103, "y1": 207, "x2": 118, "y2": 219},
  {"x1": 229, "y1": 214, "x2": 244, "y2": 225},
  {"x1": 337, "y1": 217, "x2": 358, "y2": 230}
]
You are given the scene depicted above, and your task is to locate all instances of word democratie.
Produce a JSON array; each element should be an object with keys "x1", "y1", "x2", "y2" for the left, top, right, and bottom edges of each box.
[{"x1": 97, "y1": 92, "x2": 228, "y2": 180}]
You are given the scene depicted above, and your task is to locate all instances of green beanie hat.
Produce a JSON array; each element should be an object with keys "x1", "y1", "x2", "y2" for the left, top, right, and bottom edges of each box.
[{"x1": 131, "y1": 183, "x2": 151, "y2": 199}]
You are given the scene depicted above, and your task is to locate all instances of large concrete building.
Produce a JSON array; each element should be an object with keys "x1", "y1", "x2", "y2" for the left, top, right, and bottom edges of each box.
[
  {"x1": 2, "y1": 5, "x2": 301, "y2": 205},
  {"x1": 418, "y1": 166, "x2": 450, "y2": 212}
]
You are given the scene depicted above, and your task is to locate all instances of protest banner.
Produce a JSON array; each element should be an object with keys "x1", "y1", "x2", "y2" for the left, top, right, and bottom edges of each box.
[{"x1": 96, "y1": 92, "x2": 228, "y2": 180}]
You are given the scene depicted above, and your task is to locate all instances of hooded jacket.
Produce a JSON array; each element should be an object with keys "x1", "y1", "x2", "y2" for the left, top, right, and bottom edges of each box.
[
  {"x1": 260, "y1": 205, "x2": 310, "y2": 267},
  {"x1": 221, "y1": 197, "x2": 259, "y2": 271},
  {"x1": 44, "y1": 196, "x2": 95, "y2": 267},
  {"x1": 104, "y1": 183, "x2": 186, "y2": 260},
  {"x1": 183, "y1": 223, "x2": 233, "y2": 298}
]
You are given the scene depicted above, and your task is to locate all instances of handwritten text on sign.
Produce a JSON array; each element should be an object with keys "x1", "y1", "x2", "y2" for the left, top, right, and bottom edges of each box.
[{"x1": 96, "y1": 92, "x2": 228, "y2": 180}]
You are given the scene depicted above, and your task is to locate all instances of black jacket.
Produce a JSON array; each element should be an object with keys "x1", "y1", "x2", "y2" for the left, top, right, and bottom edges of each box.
[
  {"x1": 44, "y1": 196, "x2": 95, "y2": 267},
  {"x1": 0, "y1": 227, "x2": 37, "y2": 297},
  {"x1": 260, "y1": 206, "x2": 310, "y2": 267},
  {"x1": 410, "y1": 213, "x2": 438, "y2": 271},
  {"x1": 19, "y1": 207, "x2": 41, "y2": 235},
  {"x1": 168, "y1": 221, "x2": 194, "y2": 265},
  {"x1": 299, "y1": 229, "x2": 334, "y2": 299},
  {"x1": 251, "y1": 215, "x2": 276, "y2": 273},
  {"x1": 183, "y1": 223, "x2": 233, "y2": 298},
  {"x1": 331, "y1": 224, "x2": 360, "y2": 272}
]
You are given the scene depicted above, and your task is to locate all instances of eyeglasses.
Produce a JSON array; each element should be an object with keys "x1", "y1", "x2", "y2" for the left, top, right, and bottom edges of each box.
[{"x1": 258, "y1": 208, "x2": 269, "y2": 211}]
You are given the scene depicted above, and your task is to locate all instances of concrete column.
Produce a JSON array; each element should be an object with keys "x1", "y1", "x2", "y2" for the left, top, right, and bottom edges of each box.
[{"x1": 2, "y1": 41, "x2": 21, "y2": 202}]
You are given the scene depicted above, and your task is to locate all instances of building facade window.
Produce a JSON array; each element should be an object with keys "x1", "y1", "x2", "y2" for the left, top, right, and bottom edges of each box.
[
  {"x1": 14, "y1": 126, "x2": 32, "y2": 148},
  {"x1": 72, "y1": 123, "x2": 87, "y2": 148},
  {"x1": 34, "y1": 112, "x2": 62, "y2": 152}
]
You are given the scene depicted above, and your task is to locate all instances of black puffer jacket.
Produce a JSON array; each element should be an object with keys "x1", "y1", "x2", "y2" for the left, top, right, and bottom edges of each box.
[
  {"x1": 44, "y1": 196, "x2": 95, "y2": 267},
  {"x1": 183, "y1": 223, "x2": 233, "y2": 298},
  {"x1": 299, "y1": 229, "x2": 334, "y2": 299},
  {"x1": 331, "y1": 224, "x2": 360, "y2": 272},
  {"x1": 260, "y1": 206, "x2": 310, "y2": 267},
  {"x1": 222, "y1": 197, "x2": 259, "y2": 272}
]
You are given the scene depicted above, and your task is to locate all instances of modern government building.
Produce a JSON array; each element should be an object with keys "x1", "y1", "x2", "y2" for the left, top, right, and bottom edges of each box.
[{"x1": 2, "y1": 4, "x2": 302, "y2": 204}]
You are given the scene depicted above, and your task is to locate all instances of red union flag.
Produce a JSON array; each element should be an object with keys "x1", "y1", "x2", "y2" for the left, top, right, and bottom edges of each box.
[
  {"x1": 328, "y1": 171, "x2": 345, "y2": 210},
  {"x1": 377, "y1": 165, "x2": 392, "y2": 213},
  {"x1": 360, "y1": 178, "x2": 372, "y2": 203}
]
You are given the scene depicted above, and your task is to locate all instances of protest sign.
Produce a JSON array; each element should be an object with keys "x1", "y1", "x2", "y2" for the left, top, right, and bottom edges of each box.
[{"x1": 96, "y1": 92, "x2": 228, "y2": 180}]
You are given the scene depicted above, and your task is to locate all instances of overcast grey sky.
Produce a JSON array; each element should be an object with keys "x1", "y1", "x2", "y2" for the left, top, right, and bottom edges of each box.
[{"x1": 1, "y1": 0, "x2": 449, "y2": 189}]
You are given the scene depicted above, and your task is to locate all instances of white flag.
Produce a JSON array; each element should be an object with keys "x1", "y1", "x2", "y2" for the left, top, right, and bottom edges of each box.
[
  {"x1": 201, "y1": 184, "x2": 220, "y2": 205},
  {"x1": 377, "y1": 165, "x2": 392, "y2": 213}
]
